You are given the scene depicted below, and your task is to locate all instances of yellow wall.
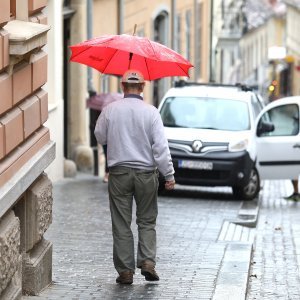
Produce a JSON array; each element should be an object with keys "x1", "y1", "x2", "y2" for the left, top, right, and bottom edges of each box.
[
  {"x1": 91, "y1": 0, "x2": 211, "y2": 103},
  {"x1": 286, "y1": 4, "x2": 300, "y2": 96},
  {"x1": 92, "y1": 0, "x2": 119, "y2": 94}
]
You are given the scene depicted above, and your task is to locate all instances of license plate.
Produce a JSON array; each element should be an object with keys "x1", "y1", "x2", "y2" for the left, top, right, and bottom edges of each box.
[{"x1": 178, "y1": 160, "x2": 213, "y2": 170}]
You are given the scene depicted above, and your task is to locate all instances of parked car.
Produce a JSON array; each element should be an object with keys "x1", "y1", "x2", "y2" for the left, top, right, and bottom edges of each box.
[{"x1": 158, "y1": 81, "x2": 300, "y2": 200}]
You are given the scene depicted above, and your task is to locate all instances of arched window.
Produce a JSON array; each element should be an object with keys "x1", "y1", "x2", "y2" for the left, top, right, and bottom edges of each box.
[
  {"x1": 153, "y1": 10, "x2": 169, "y2": 107},
  {"x1": 154, "y1": 11, "x2": 169, "y2": 45},
  {"x1": 185, "y1": 9, "x2": 191, "y2": 62}
]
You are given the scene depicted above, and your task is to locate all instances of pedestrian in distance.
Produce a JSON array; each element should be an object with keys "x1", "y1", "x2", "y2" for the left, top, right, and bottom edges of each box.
[
  {"x1": 284, "y1": 179, "x2": 300, "y2": 201},
  {"x1": 94, "y1": 69, "x2": 175, "y2": 285},
  {"x1": 284, "y1": 114, "x2": 299, "y2": 201},
  {"x1": 87, "y1": 92, "x2": 123, "y2": 182}
]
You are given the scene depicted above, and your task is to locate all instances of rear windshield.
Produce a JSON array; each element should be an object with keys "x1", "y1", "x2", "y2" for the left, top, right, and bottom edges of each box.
[{"x1": 160, "y1": 97, "x2": 250, "y2": 131}]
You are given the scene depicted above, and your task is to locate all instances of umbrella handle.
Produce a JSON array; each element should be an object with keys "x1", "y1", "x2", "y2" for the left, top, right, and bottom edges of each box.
[
  {"x1": 128, "y1": 24, "x2": 137, "y2": 69},
  {"x1": 127, "y1": 24, "x2": 137, "y2": 69}
]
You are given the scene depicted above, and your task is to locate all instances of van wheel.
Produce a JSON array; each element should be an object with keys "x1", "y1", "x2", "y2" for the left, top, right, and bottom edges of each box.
[{"x1": 232, "y1": 167, "x2": 260, "y2": 200}]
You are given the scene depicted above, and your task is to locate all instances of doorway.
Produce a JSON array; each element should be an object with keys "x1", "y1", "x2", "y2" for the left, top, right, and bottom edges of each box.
[
  {"x1": 63, "y1": 1, "x2": 75, "y2": 158},
  {"x1": 153, "y1": 11, "x2": 169, "y2": 107}
]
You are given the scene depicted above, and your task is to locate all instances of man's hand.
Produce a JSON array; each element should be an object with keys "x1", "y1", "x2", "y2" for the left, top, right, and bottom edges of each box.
[{"x1": 165, "y1": 180, "x2": 175, "y2": 190}]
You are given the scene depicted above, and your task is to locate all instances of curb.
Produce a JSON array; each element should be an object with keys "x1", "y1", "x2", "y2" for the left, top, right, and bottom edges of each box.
[
  {"x1": 212, "y1": 195, "x2": 260, "y2": 299},
  {"x1": 232, "y1": 195, "x2": 261, "y2": 228},
  {"x1": 212, "y1": 243, "x2": 253, "y2": 300}
]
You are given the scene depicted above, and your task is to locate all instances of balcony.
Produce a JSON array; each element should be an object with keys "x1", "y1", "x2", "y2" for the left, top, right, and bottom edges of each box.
[
  {"x1": 217, "y1": 29, "x2": 242, "y2": 49},
  {"x1": 3, "y1": 20, "x2": 50, "y2": 56}
]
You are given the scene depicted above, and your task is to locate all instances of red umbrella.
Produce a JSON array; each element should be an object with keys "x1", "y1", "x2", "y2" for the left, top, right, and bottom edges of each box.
[
  {"x1": 69, "y1": 34, "x2": 193, "y2": 81},
  {"x1": 87, "y1": 92, "x2": 123, "y2": 111}
]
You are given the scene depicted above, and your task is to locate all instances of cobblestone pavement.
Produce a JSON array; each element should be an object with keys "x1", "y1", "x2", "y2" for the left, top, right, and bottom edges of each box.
[
  {"x1": 247, "y1": 180, "x2": 300, "y2": 300},
  {"x1": 22, "y1": 174, "x2": 244, "y2": 300}
]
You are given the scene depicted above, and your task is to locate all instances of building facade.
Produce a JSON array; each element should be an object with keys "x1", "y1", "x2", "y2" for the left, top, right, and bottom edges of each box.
[
  {"x1": 239, "y1": 0, "x2": 276, "y2": 99},
  {"x1": 0, "y1": 0, "x2": 64, "y2": 297},
  {"x1": 64, "y1": 0, "x2": 212, "y2": 176},
  {"x1": 88, "y1": 0, "x2": 211, "y2": 105},
  {"x1": 212, "y1": 0, "x2": 290, "y2": 101},
  {"x1": 285, "y1": 0, "x2": 300, "y2": 96},
  {"x1": 212, "y1": 0, "x2": 246, "y2": 84},
  {"x1": 0, "y1": 1, "x2": 213, "y2": 297}
]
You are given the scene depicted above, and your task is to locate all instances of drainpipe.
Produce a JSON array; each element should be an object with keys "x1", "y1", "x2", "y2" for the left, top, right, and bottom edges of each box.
[
  {"x1": 171, "y1": 0, "x2": 176, "y2": 86},
  {"x1": 118, "y1": 0, "x2": 124, "y2": 34},
  {"x1": 171, "y1": 0, "x2": 176, "y2": 50},
  {"x1": 87, "y1": 0, "x2": 97, "y2": 176},
  {"x1": 87, "y1": 0, "x2": 96, "y2": 96},
  {"x1": 194, "y1": 0, "x2": 199, "y2": 79},
  {"x1": 117, "y1": 0, "x2": 124, "y2": 93},
  {"x1": 209, "y1": 0, "x2": 214, "y2": 82}
]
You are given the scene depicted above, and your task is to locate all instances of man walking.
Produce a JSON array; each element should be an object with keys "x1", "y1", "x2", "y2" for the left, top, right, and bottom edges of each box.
[{"x1": 94, "y1": 69, "x2": 175, "y2": 284}]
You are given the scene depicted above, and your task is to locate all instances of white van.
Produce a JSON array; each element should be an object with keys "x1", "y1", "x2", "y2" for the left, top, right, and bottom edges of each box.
[{"x1": 158, "y1": 82, "x2": 300, "y2": 200}]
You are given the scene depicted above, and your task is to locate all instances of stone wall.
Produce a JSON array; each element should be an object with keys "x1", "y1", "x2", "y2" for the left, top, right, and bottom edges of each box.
[
  {"x1": 0, "y1": 211, "x2": 21, "y2": 297},
  {"x1": 0, "y1": 0, "x2": 55, "y2": 298}
]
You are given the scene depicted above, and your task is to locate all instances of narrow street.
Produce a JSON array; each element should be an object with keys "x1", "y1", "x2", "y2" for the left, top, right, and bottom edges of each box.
[
  {"x1": 22, "y1": 175, "x2": 300, "y2": 299},
  {"x1": 22, "y1": 174, "x2": 243, "y2": 299},
  {"x1": 247, "y1": 180, "x2": 300, "y2": 299},
  {"x1": 1, "y1": 1, "x2": 300, "y2": 299}
]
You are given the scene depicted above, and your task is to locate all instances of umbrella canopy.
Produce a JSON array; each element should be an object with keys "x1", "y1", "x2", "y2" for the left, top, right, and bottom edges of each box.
[
  {"x1": 87, "y1": 92, "x2": 123, "y2": 111},
  {"x1": 69, "y1": 34, "x2": 193, "y2": 81}
]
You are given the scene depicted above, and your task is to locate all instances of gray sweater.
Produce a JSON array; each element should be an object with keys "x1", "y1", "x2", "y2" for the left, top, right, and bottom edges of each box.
[{"x1": 94, "y1": 95, "x2": 174, "y2": 181}]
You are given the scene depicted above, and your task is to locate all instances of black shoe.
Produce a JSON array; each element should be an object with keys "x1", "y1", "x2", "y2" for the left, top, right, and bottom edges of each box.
[
  {"x1": 284, "y1": 193, "x2": 300, "y2": 201},
  {"x1": 116, "y1": 271, "x2": 133, "y2": 284},
  {"x1": 141, "y1": 260, "x2": 159, "y2": 281}
]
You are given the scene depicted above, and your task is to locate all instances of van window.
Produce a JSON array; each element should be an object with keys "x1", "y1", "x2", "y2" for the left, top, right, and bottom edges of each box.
[
  {"x1": 258, "y1": 104, "x2": 299, "y2": 136},
  {"x1": 160, "y1": 97, "x2": 250, "y2": 131}
]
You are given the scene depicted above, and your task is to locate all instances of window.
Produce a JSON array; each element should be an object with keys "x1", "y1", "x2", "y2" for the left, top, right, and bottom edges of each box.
[
  {"x1": 195, "y1": 3, "x2": 202, "y2": 79},
  {"x1": 153, "y1": 11, "x2": 169, "y2": 106},
  {"x1": 175, "y1": 14, "x2": 181, "y2": 53},
  {"x1": 231, "y1": 51, "x2": 234, "y2": 66},
  {"x1": 250, "y1": 44, "x2": 253, "y2": 73},
  {"x1": 154, "y1": 13, "x2": 168, "y2": 45},
  {"x1": 258, "y1": 104, "x2": 299, "y2": 137},
  {"x1": 185, "y1": 10, "x2": 191, "y2": 61},
  {"x1": 101, "y1": 75, "x2": 110, "y2": 93},
  {"x1": 160, "y1": 97, "x2": 250, "y2": 131},
  {"x1": 10, "y1": 0, "x2": 16, "y2": 19}
]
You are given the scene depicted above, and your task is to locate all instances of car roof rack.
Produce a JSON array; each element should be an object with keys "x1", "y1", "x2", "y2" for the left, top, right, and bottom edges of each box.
[{"x1": 174, "y1": 80, "x2": 253, "y2": 92}]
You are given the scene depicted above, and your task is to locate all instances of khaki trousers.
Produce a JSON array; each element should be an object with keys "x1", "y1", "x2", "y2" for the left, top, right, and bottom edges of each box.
[{"x1": 108, "y1": 166, "x2": 158, "y2": 274}]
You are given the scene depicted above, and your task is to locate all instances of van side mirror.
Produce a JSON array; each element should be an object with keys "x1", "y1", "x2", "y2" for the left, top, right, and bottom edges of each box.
[{"x1": 257, "y1": 121, "x2": 275, "y2": 136}]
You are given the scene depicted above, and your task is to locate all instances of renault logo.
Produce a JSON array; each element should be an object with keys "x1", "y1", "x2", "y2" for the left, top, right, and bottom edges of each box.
[{"x1": 192, "y1": 140, "x2": 202, "y2": 152}]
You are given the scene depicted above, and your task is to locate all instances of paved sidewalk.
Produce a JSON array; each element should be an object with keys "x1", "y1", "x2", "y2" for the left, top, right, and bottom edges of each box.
[
  {"x1": 22, "y1": 174, "x2": 254, "y2": 300},
  {"x1": 247, "y1": 180, "x2": 300, "y2": 300}
]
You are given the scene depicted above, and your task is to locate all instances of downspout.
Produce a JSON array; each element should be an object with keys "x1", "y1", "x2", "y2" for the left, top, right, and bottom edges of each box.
[
  {"x1": 117, "y1": 0, "x2": 124, "y2": 93},
  {"x1": 118, "y1": 0, "x2": 124, "y2": 34},
  {"x1": 87, "y1": 0, "x2": 97, "y2": 175},
  {"x1": 209, "y1": 0, "x2": 214, "y2": 82},
  {"x1": 87, "y1": 0, "x2": 96, "y2": 96},
  {"x1": 194, "y1": 0, "x2": 199, "y2": 79},
  {"x1": 171, "y1": 0, "x2": 176, "y2": 50},
  {"x1": 171, "y1": 0, "x2": 176, "y2": 86}
]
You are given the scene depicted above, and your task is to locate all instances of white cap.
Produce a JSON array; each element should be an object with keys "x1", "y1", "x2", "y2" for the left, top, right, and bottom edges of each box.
[{"x1": 122, "y1": 69, "x2": 144, "y2": 83}]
